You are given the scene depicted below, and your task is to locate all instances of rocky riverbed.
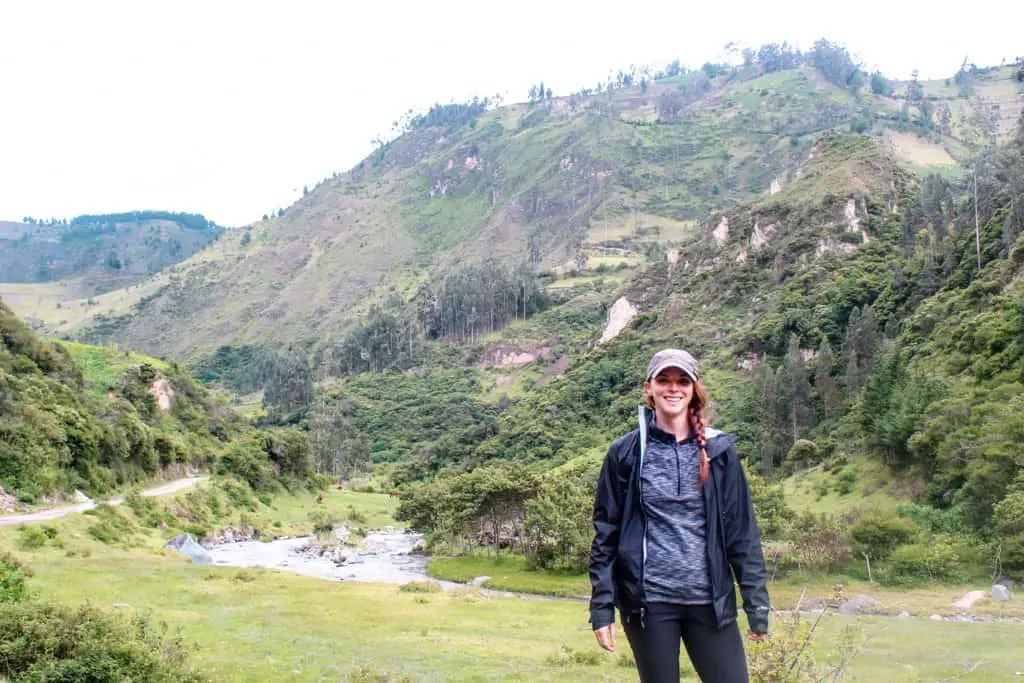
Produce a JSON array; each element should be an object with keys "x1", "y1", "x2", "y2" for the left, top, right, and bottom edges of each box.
[{"x1": 205, "y1": 528, "x2": 460, "y2": 587}]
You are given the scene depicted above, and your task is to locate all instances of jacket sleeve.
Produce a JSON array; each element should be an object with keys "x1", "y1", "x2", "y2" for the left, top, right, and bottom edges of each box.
[
  {"x1": 723, "y1": 446, "x2": 771, "y2": 634},
  {"x1": 589, "y1": 440, "x2": 625, "y2": 630}
]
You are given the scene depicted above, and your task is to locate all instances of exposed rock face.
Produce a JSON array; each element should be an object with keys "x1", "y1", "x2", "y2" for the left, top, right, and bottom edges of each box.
[
  {"x1": 0, "y1": 487, "x2": 19, "y2": 512},
  {"x1": 147, "y1": 376, "x2": 175, "y2": 415},
  {"x1": 736, "y1": 249, "x2": 748, "y2": 264},
  {"x1": 712, "y1": 217, "x2": 729, "y2": 247},
  {"x1": 666, "y1": 250, "x2": 681, "y2": 264},
  {"x1": 599, "y1": 297, "x2": 639, "y2": 344},
  {"x1": 478, "y1": 344, "x2": 554, "y2": 368},
  {"x1": 750, "y1": 221, "x2": 777, "y2": 249},
  {"x1": 844, "y1": 198, "x2": 861, "y2": 233},
  {"x1": 770, "y1": 177, "x2": 782, "y2": 195}
]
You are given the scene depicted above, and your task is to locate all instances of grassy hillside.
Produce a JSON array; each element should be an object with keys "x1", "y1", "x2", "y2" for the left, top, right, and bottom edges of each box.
[
  {"x1": 0, "y1": 212, "x2": 222, "y2": 297},
  {"x1": 15, "y1": 52, "x2": 1017, "y2": 362},
  {"x1": 0, "y1": 297, "x2": 320, "y2": 503}
]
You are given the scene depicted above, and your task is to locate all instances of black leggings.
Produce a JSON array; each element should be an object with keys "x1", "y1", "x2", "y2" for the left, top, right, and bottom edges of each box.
[{"x1": 622, "y1": 603, "x2": 749, "y2": 683}]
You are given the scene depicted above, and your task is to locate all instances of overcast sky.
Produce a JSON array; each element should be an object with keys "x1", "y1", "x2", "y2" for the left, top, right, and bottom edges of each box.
[{"x1": 1, "y1": 1, "x2": 1021, "y2": 227}]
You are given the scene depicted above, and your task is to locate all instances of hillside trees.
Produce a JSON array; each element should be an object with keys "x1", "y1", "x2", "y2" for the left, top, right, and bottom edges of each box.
[{"x1": 809, "y1": 39, "x2": 863, "y2": 91}]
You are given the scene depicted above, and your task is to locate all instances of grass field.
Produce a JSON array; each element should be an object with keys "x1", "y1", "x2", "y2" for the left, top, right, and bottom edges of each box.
[{"x1": 4, "y1": 489, "x2": 1024, "y2": 681}]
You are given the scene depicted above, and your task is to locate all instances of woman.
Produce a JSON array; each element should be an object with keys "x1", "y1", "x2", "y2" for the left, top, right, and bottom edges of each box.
[{"x1": 589, "y1": 349, "x2": 770, "y2": 683}]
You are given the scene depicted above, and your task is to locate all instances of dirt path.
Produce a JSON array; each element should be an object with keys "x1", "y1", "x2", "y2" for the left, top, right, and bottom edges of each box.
[{"x1": 0, "y1": 476, "x2": 207, "y2": 527}]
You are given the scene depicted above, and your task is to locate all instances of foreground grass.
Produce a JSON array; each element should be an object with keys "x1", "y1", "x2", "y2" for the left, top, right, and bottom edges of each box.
[
  {"x1": 428, "y1": 555, "x2": 1024, "y2": 619},
  {"x1": 7, "y1": 546, "x2": 1023, "y2": 682}
]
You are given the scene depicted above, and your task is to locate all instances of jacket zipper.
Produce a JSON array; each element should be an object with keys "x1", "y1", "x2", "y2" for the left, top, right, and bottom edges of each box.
[{"x1": 637, "y1": 405, "x2": 649, "y2": 630}]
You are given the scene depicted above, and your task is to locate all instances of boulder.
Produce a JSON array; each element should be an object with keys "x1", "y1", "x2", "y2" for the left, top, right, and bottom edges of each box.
[
  {"x1": 836, "y1": 594, "x2": 882, "y2": 615},
  {"x1": 991, "y1": 584, "x2": 1011, "y2": 602},
  {"x1": 73, "y1": 490, "x2": 92, "y2": 504},
  {"x1": 163, "y1": 534, "x2": 212, "y2": 565}
]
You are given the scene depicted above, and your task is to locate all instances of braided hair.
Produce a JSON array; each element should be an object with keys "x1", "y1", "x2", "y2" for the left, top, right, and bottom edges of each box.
[{"x1": 644, "y1": 379, "x2": 711, "y2": 486}]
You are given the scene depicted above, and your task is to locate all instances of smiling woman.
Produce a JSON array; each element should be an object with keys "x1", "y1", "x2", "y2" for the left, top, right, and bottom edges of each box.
[{"x1": 589, "y1": 349, "x2": 770, "y2": 683}]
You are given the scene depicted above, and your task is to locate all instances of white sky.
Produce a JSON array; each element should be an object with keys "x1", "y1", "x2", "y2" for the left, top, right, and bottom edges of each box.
[{"x1": 1, "y1": 0, "x2": 1021, "y2": 227}]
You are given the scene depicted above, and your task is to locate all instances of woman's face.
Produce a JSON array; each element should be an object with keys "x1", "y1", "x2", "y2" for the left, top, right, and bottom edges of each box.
[{"x1": 644, "y1": 366, "x2": 694, "y2": 419}]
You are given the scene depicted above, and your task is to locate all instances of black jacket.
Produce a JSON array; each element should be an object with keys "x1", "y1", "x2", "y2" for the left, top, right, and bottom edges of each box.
[{"x1": 589, "y1": 407, "x2": 770, "y2": 634}]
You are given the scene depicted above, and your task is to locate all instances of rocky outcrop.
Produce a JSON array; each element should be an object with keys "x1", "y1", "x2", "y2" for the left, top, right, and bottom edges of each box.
[
  {"x1": 147, "y1": 376, "x2": 175, "y2": 415},
  {"x1": 599, "y1": 297, "x2": 639, "y2": 344},
  {"x1": 478, "y1": 344, "x2": 554, "y2": 368},
  {"x1": 711, "y1": 216, "x2": 729, "y2": 247}
]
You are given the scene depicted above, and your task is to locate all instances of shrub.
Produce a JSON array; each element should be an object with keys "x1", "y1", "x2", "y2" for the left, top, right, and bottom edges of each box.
[
  {"x1": 747, "y1": 607, "x2": 860, "y2": 682},
  {"x1": 0, "y1": 603, "x2": 206, "y2": 681},
  {"x1": 125, "y1": 492, "x2": 174, "y2": 528},
  {"x1": 308, "y1": 510, "x2": 341, "y2": 536},
  {"x1": 0, "y1": 550, "x2": 32, "y2": 604},
  {"x1": 346, "y1": 506, "x2": 368, "y2": 525},
  {"x1": 786, "y1": 439, "x2": 820, "y2": 464},
  {"x1": 346, "y1": 665, "x2": 412, "y2": 682},
  {"x1": 85, "y1": 504, "x2": 138, "y2": 545},
  {"x1": 849, "y1": 512, "x2": 918, "y2": 560},
  {"x1": 886, "y1": 537, "x2": 969, "y2": 584},
  {"x1": 399, "y1": 581, "x2": 442, "y2": 593},
  {"x1": 17, "y1": 525, "x2": 50, "y2": 550},
  {"x1": 787, "y1": 512, "x2": 851, "y2": 572}
]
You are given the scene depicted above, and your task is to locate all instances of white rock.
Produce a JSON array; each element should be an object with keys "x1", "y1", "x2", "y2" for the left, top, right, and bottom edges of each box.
[
  {"x1": 954, "y1": 590, "x2": 987, "y2": 610},
  {"x1": 470, "y1": 576, "x2": 491, "y2": 587},
  {"x1": 991, "y1": 585, "x2": 1011, "y2": 601},
  {"x1": 73, "y1": 490, "x2": 92, "y2": 504},
  {"x1": 929, "y1": 614, "x2": 944, "y2": 621},
  {"x1": 598, "y1": 297, "x2": 639, "y2": 345},
  {"x1": 712, "y1": 217, "x2": 729, "y2": 247},
  {"x1": 897, "y1": 611, "x2": 911, "y2": 618}
]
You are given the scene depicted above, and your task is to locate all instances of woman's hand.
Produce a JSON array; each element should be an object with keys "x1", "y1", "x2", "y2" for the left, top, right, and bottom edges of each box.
[
  {"x1": 594, "y1": 624, "x2": 616, "y2": 652},
  {"x1": 747, "y1": 630, "x2": 766, "y2": 642}
]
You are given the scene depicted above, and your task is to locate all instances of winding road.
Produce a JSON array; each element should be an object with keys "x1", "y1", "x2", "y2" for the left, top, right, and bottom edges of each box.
[{"x1": 0, "y1": 476, "x2": 207, "y2": 527}]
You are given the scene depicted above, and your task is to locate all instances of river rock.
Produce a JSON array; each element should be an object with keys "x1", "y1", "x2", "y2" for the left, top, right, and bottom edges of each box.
[
  {"x1": 954, "y1": 590, "x2": 987, "y2": 610},
  {"x1": 164, "y1": 534, "x2": 212, "y2": 565},
  {"x1": 837, "y1": 594, "x2": 882, "y2": 615},
  {"x1": 991, "y1": 585, "x2": 1011, "y2": 601}
]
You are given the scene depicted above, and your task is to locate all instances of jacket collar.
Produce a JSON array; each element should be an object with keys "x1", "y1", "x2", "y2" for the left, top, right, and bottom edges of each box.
[{"x1": 638, "y1": 405, "x2": 736, "y2": 460}]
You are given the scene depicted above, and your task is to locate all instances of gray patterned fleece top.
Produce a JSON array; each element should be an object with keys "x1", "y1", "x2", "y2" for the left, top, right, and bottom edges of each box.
[{"x1": 640, "y1": 413, "x2": 713, "y2": 604}]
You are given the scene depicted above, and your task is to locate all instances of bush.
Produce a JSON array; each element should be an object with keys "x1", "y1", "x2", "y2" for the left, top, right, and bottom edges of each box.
[
  {"x1": 346, "y1": 506, "x2": 368, "y2": 525},
  {"x1": 398, "y1": 581, "x2": 442, "y2": 593},
  {"x1": 747, "y1": 608, "x2": 859, "y2": 682},
  {"x1": 786, "y1": 512, "x2": 851, "y2": 572},
  {"x1": 308, "y1": 510, "x2": 341, "y2": 535},
  {"x1": 0, "y1": 550, "x2": 32, "y2": 604},
  {"x1": 85, "y1": 504, "x2": 138, "y2": 545},
  {"x1": 125, "y1": 492, "x2": 174, "y2": 528},
  {"x1": 0, "y1": 603, "x2": 206, "y2": 681},
  {"x1": 17, "y1": 525, "x2": 50, "y2": 550},
  {"x1": 849, "y1": 512, "x2": 918, "y2": 560},
  {"x1": 886, "y1": 537, "x2": 969, "y2": 584},
  {"x1": 786, "y1": 439, "x2": 820, "y2": 464}
]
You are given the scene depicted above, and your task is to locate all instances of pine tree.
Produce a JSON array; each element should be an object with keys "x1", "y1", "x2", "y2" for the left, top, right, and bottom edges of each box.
[
  {"x1": 783, "y1": 335, "x2": 813, "y2": 441},
  {"x1": 814, "y1": 339, "x2": 841, "y2": 418}
]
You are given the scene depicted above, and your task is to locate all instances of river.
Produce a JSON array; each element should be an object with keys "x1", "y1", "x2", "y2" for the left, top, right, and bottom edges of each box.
[{"x1": 205, "y1": 529, "x2": 461, "y2": 587}]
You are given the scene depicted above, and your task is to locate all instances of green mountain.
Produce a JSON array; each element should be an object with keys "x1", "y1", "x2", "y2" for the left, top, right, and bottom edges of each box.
[
  {"x1": 24, "y1": 55, "x2": 1020, "y2": 363},
  {"x1": 4, "y1": 46, "x2": 1024, "y2": 579}
]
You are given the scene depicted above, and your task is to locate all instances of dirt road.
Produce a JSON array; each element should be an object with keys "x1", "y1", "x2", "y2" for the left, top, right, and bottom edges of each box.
[{"x1": 0, "y1": 476, "x2": 207, "y2": 527}]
